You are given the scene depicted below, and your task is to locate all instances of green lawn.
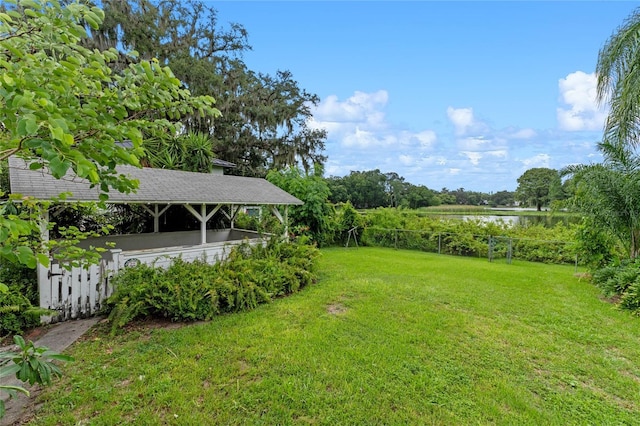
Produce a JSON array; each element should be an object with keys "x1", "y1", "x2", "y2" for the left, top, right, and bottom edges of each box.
[{"x1": 28, "y1": 248, "x2": 640, "y2": 425}]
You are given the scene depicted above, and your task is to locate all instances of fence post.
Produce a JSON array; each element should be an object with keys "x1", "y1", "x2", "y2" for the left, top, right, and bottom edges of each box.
[
  {"x1": 394, "y1": 229, "x2": 398, "y2": 249},
  {"x1": 507, "y1": 238, "x2": 513, "y2": 264},
  {"x1": 488, "y1": 236, "x2": 493, "y2": 262},
  {"x1": 438, "y1": 233, "x2": 441, "y2": 254}
]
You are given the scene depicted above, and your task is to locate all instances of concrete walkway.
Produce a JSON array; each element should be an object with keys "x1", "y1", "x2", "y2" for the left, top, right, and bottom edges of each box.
[{"x1": 1, "y1": 317, "x2": 101, "y2": 425}]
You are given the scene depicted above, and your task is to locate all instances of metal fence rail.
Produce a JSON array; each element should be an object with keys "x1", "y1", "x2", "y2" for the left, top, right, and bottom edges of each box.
[{"x1": 360, "y1": 227, "x2": 579, "y2": 266}]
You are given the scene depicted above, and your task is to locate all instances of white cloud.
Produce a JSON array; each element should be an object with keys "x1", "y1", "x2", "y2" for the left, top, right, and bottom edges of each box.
[
  {"x1": 446, "y1": 106, "x2": 490, "y2": 136},
  {"x1": 447, "y1": 107, "x2": 474, "y2": 135},
  {"x1": 458, "y1": 136, "x2": 490, "y2": 151},
  {"x1": 509, "y1": 128, "x2": 537, "y2": 139},
  {"x1": 415, "y1": 130, "x2": 437, "y2": 148},
  {"x1": 557, "y1": 71, "x2": 608, "y2": 131},
  {"x1": 521, "y1": 153, "x2": 551, "y2": 168},
  {"x1": 397, "y1": 130, "x2": 437, "y2": 148},
  {"x1": 461, "y1": 151, "x2": 482, "y2": 165},
  {"x1": 399, "y1": 154, "x2": 414, "y2": 166},
  {"x1": 312, "y1": 91, "x2": 388, "y2": 123},
  {"x1": 310, "y1": 90, "x2": 438, "y2": 150},
  {"x1": 486, "y1": 150, "x2": 508, "y2": 158},
  {"x1": 343, "y1": 126, "x2": 379, "y2": 148}
]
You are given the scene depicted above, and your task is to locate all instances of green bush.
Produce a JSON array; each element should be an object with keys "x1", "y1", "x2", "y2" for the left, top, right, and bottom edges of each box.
[
  {"x1": 573, "y1": 220, "x2": 619, "y2": 271},
  {"x1": 0, "y1": 262, "x2": 44, "y2": 337},
  {"x1": 591, "y1": 260, "x2": 640, "y2": 314},
  {"x1": 358, "y1": 208, "x2": 579, "y2": 264},
  {"x1": 234, "y1": 210, "x2": 284, "y2": 236},
  {"x1": 334, "y1": 202, "x2": 362, "y2": 245},
  {"x1": 0, "y1": 261, "x2": 37, "y2": 305},
  {"x1": 592, "y1": 260, "x2": 640, "y2": 297},
  {"x1": 106, "y1": 238, "x2": 320, "y2": 333}
]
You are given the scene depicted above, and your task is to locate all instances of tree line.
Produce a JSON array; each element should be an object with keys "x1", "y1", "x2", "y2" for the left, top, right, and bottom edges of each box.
[{"x1": 322, "y1": 167, "x2": 574, "y2": 211}]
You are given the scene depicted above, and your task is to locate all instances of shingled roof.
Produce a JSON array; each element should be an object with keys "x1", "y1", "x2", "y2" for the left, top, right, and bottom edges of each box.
[{"x1": 8, "y1": 156, "x2": 302, "y2": 206}]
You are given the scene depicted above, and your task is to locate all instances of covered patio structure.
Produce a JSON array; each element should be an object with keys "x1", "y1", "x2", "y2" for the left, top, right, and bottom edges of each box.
[{"x1": 8, "y1": 156, "x2": 302, "y2": 321}]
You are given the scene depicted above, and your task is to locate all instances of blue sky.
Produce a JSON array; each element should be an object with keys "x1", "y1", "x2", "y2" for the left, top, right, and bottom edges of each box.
[{"x1": 213, "y1": 1, "x2": 639, "y2": 192}]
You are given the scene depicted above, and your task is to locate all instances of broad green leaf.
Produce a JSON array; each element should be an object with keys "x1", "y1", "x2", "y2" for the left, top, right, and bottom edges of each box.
[
  {"x1": 2, "y1": 73, "x2": 14, "y2": 86},
  {"x1": 19, "y1": 0, "x2": 41, "y2": 9},
  {"x1": 49, "y1": 125, "x2": 64, "y2": 141},
  {"x1": 0, "y1": 385, "x2": 28, "y2": 396},
  {"x1": 16, "y1": 245, "x2": 36, "y2": 268},
  {"x1": 25, "y1": 118, "x2": 38, "y2": 134},
  {"x1": 62, "y1": 133, "x2": 74, "y2": 146},
  {"x1": 48, "y1": 156, "x2": 71, "y2": 178},
  {"x1": 36, "y1": 252, "x2": 50, "y2": 267},
  {"x1": 84, "y1": 14, "x2": 99, "y2": 30}
]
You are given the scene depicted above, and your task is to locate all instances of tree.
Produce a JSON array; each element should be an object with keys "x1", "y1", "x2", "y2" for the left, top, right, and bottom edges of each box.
[
  {"x1": 326, "y1": 177, "x2": 349, "y2": 205},
  {"x1": 490, "y1": 190, "x2": 515, "y2": 207},
  {"x1": 515, "y1": 168, "x2": 560, "y2": 211},
  {"x1": 267, "y1": 166, "x2": 334, "y2": 246},
  {"x1": 405, "y1": 184, "x2": 439, "y2": 209},
  {"x1": 86, "y1": 0, "x2": 326, "y2": 177},
  {"x1": 563, "y1": 141, "x2": 640, "y2": 259},
  {"x1": 0, "y1": 0, "x2": 218, "y2": 268},
  {"x1": 596, "y1": 7, "x2": 640, "y2": 148}
]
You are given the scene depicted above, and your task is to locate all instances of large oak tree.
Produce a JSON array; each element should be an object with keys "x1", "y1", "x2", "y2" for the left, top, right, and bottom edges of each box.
[
  {"x1": 85, "y1": 0, "x2": 326, "y2": 177},
  {"x1": 515, "y1": 168, "x2": 561, "y2": 211}
]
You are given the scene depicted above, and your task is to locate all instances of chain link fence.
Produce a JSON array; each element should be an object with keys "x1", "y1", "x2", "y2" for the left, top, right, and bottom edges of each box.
[{"x1": 356, "y1": 227, "x2": 579, "y2": 266}]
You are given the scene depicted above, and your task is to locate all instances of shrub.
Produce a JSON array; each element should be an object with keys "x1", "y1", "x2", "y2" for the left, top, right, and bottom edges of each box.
[
  {"x1": 591, "y1": 259, "x2": 640, "y2": 314},
  {"x1": 0, "y1": 262, "x2": 45, "y2": 337},
  {"x1": 106, "y1": 238, "x2": 320, "y2": 333},
  {"x1": 573, "y1": 220, "x2": 619, "y2": 270},
  {"x1": 358, "y1": 208, "x2": 579, "y2": 264},
  {"x1": 0, "y1": 335, "x2": 73, "y2": 420}
]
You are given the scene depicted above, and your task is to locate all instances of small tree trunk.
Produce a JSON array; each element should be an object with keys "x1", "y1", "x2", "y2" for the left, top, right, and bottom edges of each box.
[{"x1": 631, "y1": 228, "x2": 640, "y2": 259}]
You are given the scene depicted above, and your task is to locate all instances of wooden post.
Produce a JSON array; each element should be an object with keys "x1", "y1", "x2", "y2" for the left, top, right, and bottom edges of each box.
[
  {"x1": 184, "y1": 204, "x2": 221, "y2": 245},
  {"x1": 154, "y1": 204, "x2": 159, "y2": 233},
  {"x1": 200, "y1": 204, "x2": 207, "y2": 244},
  {"x1": 37, "y1": 208, "x2": 52, "y2": 321},
  {"x1": 141, "y1": 204, "x2": 171, "y2": 233},
  {"x1": 284, "y1": 205, "x2": 289, "y2": 240}
]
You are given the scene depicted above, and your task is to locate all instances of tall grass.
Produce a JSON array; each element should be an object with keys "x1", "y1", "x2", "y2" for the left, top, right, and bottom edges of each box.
[{"x1": 420, "y1": 204, "x2": 489, "y2": 214}]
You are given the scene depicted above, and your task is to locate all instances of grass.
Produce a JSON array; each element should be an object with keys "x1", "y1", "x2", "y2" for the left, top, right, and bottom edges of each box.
[
  {"x1": 419, "y1": 205, "x2": 578, "y2": 217},
  {"x1": 27, "y1": 248, "x2": 640, "y2": 425},
  {"x1": 420, "y1": 205, "x2": 489, "y2": 214}
]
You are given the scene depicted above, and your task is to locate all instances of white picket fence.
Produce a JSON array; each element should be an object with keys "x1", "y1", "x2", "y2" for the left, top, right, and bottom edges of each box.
[{"x1": 38, "y1": 233, "x2": 264, "y2": 323}]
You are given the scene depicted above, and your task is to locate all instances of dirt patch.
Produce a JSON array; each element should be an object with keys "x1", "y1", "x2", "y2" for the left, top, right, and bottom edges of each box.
[
  {"x1": 327, "y1": 303, "x2": 347, "y2": 315},
  {"x1": 599, "y1": 294, "x2": 621, "y2": 305},
  {"x1": 1, "y1": 323, "x2": 55, "y2": 348}
]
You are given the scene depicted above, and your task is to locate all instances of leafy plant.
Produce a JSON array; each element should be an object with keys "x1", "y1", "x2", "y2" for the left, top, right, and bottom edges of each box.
[
  {"x1": 590, "y1": 259, "x2": 640, "y2": 314},
  {"x1": 106, "y1": 238, "x2": 320, "y2": 333},
  {"x1": 359, "y1": 208, "x2": 579, "y2": 264},
  {"x1": 0, "y1": 335, "x2": 73, "y2": 419},
  {"x1": 267, "y1": 167, "x2": 335, "y2": 246}
]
